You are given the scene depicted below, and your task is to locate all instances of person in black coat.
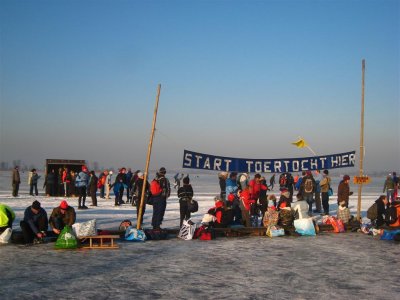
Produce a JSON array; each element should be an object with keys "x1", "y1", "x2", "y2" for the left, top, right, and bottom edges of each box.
[
  {"x1": 44, "y1": 169, "x2": 56, "y2": 196},
  {"x1": 20, "y1": 200, "x2": 48, "y2": 244},
  {"x1": 89, "y1": 171, "x2": 98, "y2": 206},
  {"x1": 133, "y1": 172, "x2": 150, "y2": 225},
  {"x1": 178, "y1": 176, "x2": 194, "y2": 227}
]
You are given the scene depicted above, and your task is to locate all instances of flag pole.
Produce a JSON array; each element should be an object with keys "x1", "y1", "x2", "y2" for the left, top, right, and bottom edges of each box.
[
  {"x1": 357, "y1": 60, "x2": 365, "y2": 221},
  {"x1": 137, "y1": 84, "x2": 161, "y2": 229}
]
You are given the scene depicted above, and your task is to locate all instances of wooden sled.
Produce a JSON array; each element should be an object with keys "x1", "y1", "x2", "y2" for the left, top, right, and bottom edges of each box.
[{"x1": 79, "y1": 235, "x2": 120, "y2": 249}]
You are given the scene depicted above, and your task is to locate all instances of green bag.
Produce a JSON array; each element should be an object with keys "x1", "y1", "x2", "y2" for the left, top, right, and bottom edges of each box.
[{"x1": 55, "y1": 225, "x2": 78, "y2": 249}]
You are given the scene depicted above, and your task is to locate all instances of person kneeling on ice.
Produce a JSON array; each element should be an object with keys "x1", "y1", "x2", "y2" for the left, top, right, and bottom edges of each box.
[
  {"x1": 0, "y1": 203, "x2": 15, "y2": 243},
  {"x1": 20, "y1": 200, "x2": 48, "y2": 245},
  {"x1": 367, "y1": 195, "x2": 389, "y2": 227},
  {"x1": 49, "y1": 200, "x2": 76, "y2": 235}
]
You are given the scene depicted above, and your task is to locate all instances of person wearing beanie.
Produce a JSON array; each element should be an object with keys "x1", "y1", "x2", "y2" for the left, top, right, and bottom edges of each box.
[
  {"x1": 319, "y1": 170, "x2": 331, "y2": 215},
  {"x1": 20, "y1": 201, "x2": 48, "y2": 244},
  {"x1": 177, "y1": 176, "x2": 194, "y2": 227},
  {"x1": 151, "y1": 167, "x2": 170, "y2": 230},
  {"x1": 49, "y1": 200, "x2": 76, "y2": 235},
  {"x1": 337, "y1": 175, "x2": 353, "y2": 208}
]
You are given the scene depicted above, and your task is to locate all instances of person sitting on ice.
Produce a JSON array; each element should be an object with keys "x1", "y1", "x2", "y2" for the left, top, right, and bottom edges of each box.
[
  {"x1": 337, "y1": 201, "x2": 351, "y2": 225},
  {"x1": 20, "y1": 200, "x2": 48, "y2": 245},
  {"x1": 277, "y1": 189, "x2": 291, "y2": 211},
  {"x1": 207, "y1": 196, "x2": 233, "y2": 228},
  {"x1": 278, "y1": 201, "x2": 294, "y2": 229},
  {"x1": 291, "y1": 193, "x2": 309, "y2": 219},
  {"x1": 0, "y1": 203, "x2": 15, "y2": 243},
  {"x1": 49, "y1": 200, "x2": 76, "y2": 235},
  {"x1": 263, "y1": 205, "x2": 279, "y2": 228}
]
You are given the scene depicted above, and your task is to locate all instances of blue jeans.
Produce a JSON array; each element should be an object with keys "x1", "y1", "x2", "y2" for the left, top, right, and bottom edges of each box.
[
  {"x1": 303, "y1": 194, "x2": 314, "y2": 212},
  {"x1": 386, "y1": 189, "x2": 394, "y2": 202}
]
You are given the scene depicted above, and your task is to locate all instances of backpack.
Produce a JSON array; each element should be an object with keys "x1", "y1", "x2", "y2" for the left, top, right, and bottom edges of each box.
[
  {"x1": 159, "y1": 177, "x2": 170, "y2": 198},
  {"x1": 385, "y1": 204, "x2": 400, "y2": 225},
  {"x1": 366, "y1": 203, "x2": 378, "y2": 220},
  {"x1": 304, "y1": 178, "x2": 313, "y2": 193},
  {"x1": 150, "y1": 179, "x2": 162, "y2": 196}
]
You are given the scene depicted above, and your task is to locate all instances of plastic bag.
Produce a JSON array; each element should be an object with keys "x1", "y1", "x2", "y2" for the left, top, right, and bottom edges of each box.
[
  {"x1": 0, "y1": 228, "x2": 12, "y2": 244},
  {"x1": 294, "y1": 218, "x2": 316, "y2": 236},
  {"x1": 55, "y1": 225, "x2": 78, "y2": 249},
  {"x1": 125, "y1": 226, "x2": 146, "y2": 242},
  {"x1": 266, "y1": 225, "x2": 285, "y2": 238},
  {"x1": 72, "y1": 219, "x2": 97, "y2": 237},
  {"x1": 178, "y1": 219, "x2": 196, "y2": 240}
]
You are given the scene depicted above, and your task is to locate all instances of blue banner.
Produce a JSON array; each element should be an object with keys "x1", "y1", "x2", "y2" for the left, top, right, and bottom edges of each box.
[{"x1": 182, "y1": 149, "x2": 356, "y2": 173}]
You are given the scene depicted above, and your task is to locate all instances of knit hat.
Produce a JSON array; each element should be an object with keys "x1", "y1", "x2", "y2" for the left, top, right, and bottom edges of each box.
[
  {"x1": 228, "y1": 193, "x2": 235, "y2": 202},
  {"x1": 343, "y1": 175, "x2": 350, "y2": 181},
  {"x1": 60, "y1": 200, "x2": 69, "y2": 210},
  {"x1": 32, "y1": 200, "x2": 41, "y2": 210},
  {"x1": 159, "y1": 167, "x2": 166, "y2": 175}
]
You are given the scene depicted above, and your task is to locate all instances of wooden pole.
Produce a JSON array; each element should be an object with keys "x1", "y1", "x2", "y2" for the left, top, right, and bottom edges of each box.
[
  {"x1": 137, "y1": 84, "x2": 161, "y2": 229},
  {"x1": 357, "y1": 60, "x2": 365, "y2": 221}
]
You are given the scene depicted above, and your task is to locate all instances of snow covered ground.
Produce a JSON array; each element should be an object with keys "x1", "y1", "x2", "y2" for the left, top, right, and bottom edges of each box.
[{"x1": 0, "y1": 170, "x2": 398, "y2": 299}]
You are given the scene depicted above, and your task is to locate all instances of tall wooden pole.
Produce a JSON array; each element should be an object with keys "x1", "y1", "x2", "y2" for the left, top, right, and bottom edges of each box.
[
  {"x1": 357, "y1": 60, "x2": 365, "y2": 221},
  {"x1": 137, "y1": 84, "x2": 161, "y2": 229}
]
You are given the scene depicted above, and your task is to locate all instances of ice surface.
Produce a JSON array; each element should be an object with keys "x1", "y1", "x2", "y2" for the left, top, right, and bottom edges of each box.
[{"x1": 0, "y1": 171, "x2": 398, "y2": 299}]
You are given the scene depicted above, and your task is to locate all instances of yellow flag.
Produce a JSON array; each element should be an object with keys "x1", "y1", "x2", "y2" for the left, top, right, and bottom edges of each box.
[{"x1": 291, "y1": 138, "x2": 308, "y2": 148}]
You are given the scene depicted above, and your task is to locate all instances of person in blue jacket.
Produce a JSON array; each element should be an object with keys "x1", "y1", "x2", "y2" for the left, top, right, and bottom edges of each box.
[
  {"x1": 75, "y1": 166, "x2": 89, "y2": 209},
  {"x1": 225, "y1": 172, "x2": 238, "y2": 203}
]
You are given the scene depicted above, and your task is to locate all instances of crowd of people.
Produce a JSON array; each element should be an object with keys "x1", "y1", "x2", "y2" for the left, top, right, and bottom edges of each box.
[{"x1": 3, "y1": 166, "x2": 399, "y2": 244}]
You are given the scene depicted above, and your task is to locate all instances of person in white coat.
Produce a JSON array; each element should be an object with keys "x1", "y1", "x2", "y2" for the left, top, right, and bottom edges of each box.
[
  {"x1": 292, "y1": 194, "x2": 310, "y2": 219},
  {"x1": 105, "y1": 171, "x2": 113, "y2": 199}
]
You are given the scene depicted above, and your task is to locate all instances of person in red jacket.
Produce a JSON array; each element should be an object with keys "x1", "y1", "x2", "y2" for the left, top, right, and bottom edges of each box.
[
  {"x1": 207, "y1": 196, "x2": 233, "y2": 228},
  {"x1": 249, "y1": 173, "x2": 262, "y2": 201},
  {"x1": 239, "y1": 187, "x2": 256, "y2": 227}
]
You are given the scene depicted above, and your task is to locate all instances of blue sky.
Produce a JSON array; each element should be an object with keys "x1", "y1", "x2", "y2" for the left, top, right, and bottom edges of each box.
[{"x1": 0, "y1": 0, "x2": 399, "y2": 172}]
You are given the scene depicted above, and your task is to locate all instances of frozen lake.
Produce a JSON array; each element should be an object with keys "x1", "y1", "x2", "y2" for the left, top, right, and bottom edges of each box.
[{"x1": 0, "y1": 170, "x2": 398, "y2": 299}]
